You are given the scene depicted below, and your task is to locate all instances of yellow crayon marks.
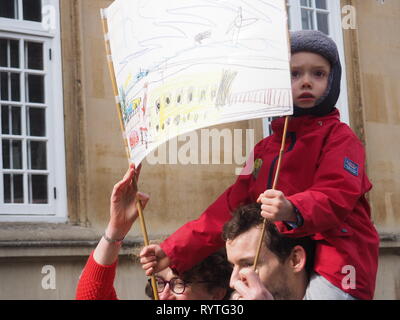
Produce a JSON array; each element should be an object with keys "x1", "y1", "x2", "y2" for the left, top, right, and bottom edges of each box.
[{"x1": 148, "y1": 70, "x2": 223, "y2": 137}]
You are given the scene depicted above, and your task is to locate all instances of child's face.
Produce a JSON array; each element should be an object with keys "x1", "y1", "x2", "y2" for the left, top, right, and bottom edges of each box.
[{"x1": 291, "y1": 52, "x2": 331, "y2": 109}]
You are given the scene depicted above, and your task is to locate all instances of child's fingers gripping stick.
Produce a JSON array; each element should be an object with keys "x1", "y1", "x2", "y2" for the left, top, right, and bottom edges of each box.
[
  {"x1": 257, "y1": 189, "x2": 280, "y2": 203},
  {"x1": 139, "y1": 245, "x2": 157, "y2": 262},
  {"x1": 139, "y1": 247, "x2": 157, "y2": 275},
  {"x1": 139, "y1": 244, "x2": 170, "y2": 275}
]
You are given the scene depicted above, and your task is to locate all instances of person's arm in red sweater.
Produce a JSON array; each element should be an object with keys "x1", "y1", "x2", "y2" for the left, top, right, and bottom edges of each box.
[
  {"x1": 75, "y1": 164, "x2": 149, "y2": 299},
  {"x1": 76, "y1": 250, "x2": 118, "y2": 300}
]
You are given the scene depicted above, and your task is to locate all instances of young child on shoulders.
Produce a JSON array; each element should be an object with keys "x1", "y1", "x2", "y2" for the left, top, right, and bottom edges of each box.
[{"x1": 140, "y1": 30, "x2": 379, "y2": 300}]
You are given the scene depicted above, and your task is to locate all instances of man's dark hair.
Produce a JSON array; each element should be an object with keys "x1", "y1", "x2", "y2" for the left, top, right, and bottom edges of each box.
[
  {"x1": 182, "y1": 248, "x2": 233, "y2": 299},
  {"x1": 145, "y1": 249, "x2": 233, "y2": 299},
  {"x1": 222, "y1": 203, "x2": 315, "y2": 277}
]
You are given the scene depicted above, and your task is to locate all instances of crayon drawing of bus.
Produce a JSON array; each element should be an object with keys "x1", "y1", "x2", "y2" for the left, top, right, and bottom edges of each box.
[{"x1": 148, "y1": 69, "x2": 237, "y2": 138}]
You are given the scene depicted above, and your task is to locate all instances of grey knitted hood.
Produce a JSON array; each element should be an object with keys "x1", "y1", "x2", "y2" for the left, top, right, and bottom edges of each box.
[{"x1": 290, "y1": 30, "x2": 342, "y2": 117}]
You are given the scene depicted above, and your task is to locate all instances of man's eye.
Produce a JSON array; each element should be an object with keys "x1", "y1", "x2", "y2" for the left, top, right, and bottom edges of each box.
[{"x1": 241, "y1": 262, "x2": 253, "y2": 268}]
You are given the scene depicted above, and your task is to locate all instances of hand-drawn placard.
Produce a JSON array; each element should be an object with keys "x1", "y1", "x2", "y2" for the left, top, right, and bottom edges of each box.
[{"x1": 104, "y1": 0, "x2": 292, "y2": 165}]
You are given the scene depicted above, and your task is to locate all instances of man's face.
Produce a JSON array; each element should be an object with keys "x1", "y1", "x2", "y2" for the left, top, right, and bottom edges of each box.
[
  {"x1": 291, "y1": 52, "x2": 331, "y2": 109},
  {"x1": 226, "y1": 226, "x2": 292, "y2": 300}
]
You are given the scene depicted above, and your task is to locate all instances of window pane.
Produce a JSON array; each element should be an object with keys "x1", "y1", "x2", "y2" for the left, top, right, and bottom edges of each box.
[
  {"x1": 12, "y1": 140, "x2": 22, "y2": 169},
  {"x1": 301, "y1": 9, "x2": 314, "y2": 30},
  {"x1": 317, "y1": 12, "x2": 329, "y2": 35},
  {"x1": 1, "y1": 72, "x2": 9, "y2": 100},
  {"x1": 3, "y1": 174, "x2": 11, "y2": 203},
  {"x1": 0, "y1": 39, "x2": 7, "y2": 67},
  {"x1": 0, "y1": 0, "x2": 17, "y2": 19},
  {"x1": 2, "y1": 139, "x2": 10, "y2": 168},
  {"x1": 2, "y1": 105, "x2": 10, "y2": 134},
  {"x1": 27, "y1": 74, "x2": 45, "y2": 103},
  {"x1": 11, "y1": 106, "x2": 21, "y2": 135},
  {"x1": 28, "y1": 107, "x2": 46, "y2": 136},
  {"x1": 23, "y1": 0, "x2": 42, "y2": 22},
  {"x1": 29, "y1": 140, "x2": 47, "y2": 170},
  {"x1": 1, "y1": 140, "x2": 22, "y2": 169},
  {"x1": 300, "y1": 0, "x2": 312, "y2": 8},
  {"x1": 30, "y1": 174, "x2": 48, "y2": 204},
  {"x1": 3, "y1": 174, "x2": 24, "y2": 203},
  {"x1": 10, "y1": 39, "x2": 19, "y2": 68},
  {"x1": 0, "y1": 39, "x2": 19, "y2": 68},
  {"x1": 13, "y1": 174, "x2": 24, "y2": 203},
  {"x1": 11, "y1": 73, "x2": 20, "y2": 101},
  {"x1": 316, "y1": 0, "x2": 327, "y2": 10},
  {"x1": 25, "y1": 42, "x2": 43, "y2": 70},
  {"x1": 0, "y1": 72, "x2": 21, "y2": 101}
]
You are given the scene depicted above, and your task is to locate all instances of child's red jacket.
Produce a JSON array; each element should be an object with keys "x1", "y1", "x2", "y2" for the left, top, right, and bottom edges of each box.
[{"x1": 161, "y1": 109, "x2": 379, "y2": 300}]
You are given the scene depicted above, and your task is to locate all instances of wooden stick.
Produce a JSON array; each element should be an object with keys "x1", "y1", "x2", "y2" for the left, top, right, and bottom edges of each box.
[
  {"x1": 253, "y1": 115, "x2": 290, "y2": 270},
  {"x1": 136, "y1": 199, "x2": 160, "y2": 300},
  {"x1": 100, "y1": 9, "x2": 159, "y2": 300},
  {"x1": 253, "y1": 1, "x2": 292, "y2": 272},
  {"x1": 100, "y1": 9, "x2": 131, "y2": 161}
]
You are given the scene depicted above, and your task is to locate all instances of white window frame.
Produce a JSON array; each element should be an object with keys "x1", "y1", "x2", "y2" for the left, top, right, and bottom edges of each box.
[
  {"x1": 263, "y1": 0, "x2": 350, "y2": 136},
  {"x1": 0, "y1": 0, "x2": 67, "y2": 222}
]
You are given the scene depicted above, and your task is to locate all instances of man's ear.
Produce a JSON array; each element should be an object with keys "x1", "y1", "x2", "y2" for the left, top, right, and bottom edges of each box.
[{"x1": 289, "y1": 245, "x2": 306, "y2": 273}]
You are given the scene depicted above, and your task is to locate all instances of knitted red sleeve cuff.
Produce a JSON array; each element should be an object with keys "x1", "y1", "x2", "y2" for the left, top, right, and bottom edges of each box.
[{"x1": 75, "y1": 251, "x2": 118, "y2": 300}]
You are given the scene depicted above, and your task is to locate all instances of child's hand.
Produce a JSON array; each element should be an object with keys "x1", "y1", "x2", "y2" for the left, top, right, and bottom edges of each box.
[
  {"x1": 140, "y1": 244, "x2": 171, "y2": 276},
  {"x1": 257, "y1": 189, "x2": 296, "y2": 223}
]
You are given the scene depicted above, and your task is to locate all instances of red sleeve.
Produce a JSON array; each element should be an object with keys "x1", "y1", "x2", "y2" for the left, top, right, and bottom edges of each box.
[
  {"x1": 283, "y1": 127, "x2": 371, "y2": 237},
  {"x1": 75, "y1": 251, "x2": 118, "y2": 300},
  {"x1": 160, "y1": 147, "x2": 260, "y2": 274}
]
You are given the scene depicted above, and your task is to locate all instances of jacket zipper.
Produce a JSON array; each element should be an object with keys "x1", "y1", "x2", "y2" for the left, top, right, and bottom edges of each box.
[{"x1": 266, "y1": 132, "x2": 297, "y2": 189}]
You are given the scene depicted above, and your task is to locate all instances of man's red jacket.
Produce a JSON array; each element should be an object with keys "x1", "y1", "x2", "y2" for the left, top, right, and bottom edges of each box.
[{"x1": 161, "y1": 109, "x2": 379, "y2": 300}]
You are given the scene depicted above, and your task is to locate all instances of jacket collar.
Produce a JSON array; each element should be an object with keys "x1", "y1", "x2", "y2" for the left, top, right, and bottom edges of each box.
[{"x1": 271, "y1": 108, "x2": 341, "y2": 137}]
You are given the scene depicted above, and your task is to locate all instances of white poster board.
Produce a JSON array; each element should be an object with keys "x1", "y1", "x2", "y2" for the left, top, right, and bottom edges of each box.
[{"x1": 104, "y1": 0, "x2": 292, "y2": 165}]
